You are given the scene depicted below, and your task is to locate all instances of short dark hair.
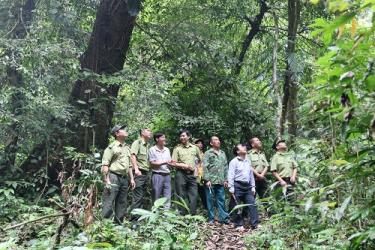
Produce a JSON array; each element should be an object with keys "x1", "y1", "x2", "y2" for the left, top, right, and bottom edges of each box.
[
  {"x1": 154, "y1": 132, "x2": 165, "y2": 142},
  {"x1": 210, "y1": 135, "x2": 220, "y2": 142},
  {"x1": 233, "y1": 144, "x2": 242, "y2": 156},
  {"x1": 179, "y1": 129, "x2": 191, "y2": 137},
  {"x1": 140, "y1": 128, "x2": 150, "y2": 135}
]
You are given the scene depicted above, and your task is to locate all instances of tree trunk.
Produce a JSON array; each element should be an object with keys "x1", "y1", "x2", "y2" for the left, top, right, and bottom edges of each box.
[
  {"x1": 272, "y1": 12, "x2": 282, "y2": 138},
  {"x1": 0, "y1": 0, "x2": 35, "y2": 172},
  {"x1": 21, "y1": 0, "x2": 141, "y2": 174},
  {"x1": 281, "y1": 0, "x2": 301, "y2": 142}
]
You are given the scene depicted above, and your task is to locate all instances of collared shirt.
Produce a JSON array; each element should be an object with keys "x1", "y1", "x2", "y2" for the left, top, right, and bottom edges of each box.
[
  {"x1": 172, "y1": 143, "x2": 202, "y2": 171},
  {"x1": 149, "y1": 145, "x2": 171, "y2": 174},
  {"x1": 130, "y1": 138, "x2": 150, "y2": 171},
  {"x1": 202, "y1": 148, "x2": 228, "y2": 185},
  {"x1": 228, "y1": 156, "x2": 255, "y2": 193},
  {"x1": 102, "y1": 140, "x2": 131, "y2": 176},
  {"x1": 248, "y1": 149, "x2": 269, "y2": 173},
  {"x1": 270, "y1": 151, "x2": 298, "y2": 178}
]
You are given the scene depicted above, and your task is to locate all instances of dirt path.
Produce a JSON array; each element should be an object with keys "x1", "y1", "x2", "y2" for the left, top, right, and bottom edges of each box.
[{"x1": 200, "y1": 222, "x2": 252, "y2": 250}]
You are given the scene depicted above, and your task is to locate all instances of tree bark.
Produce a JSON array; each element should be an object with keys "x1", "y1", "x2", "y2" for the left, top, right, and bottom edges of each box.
[
  {"x1": 21, "y1": 0, "x2": 141, "y2": 174},
  {"x1": 272, "y1": 12, "x2": 282, "y2": 138},
  {"x1": 233, "y1": 0, "x2": 268, "y2": 75},
  {"x1": 281, "y1": 0, "x2": 301, "y2": 142},
  {"x1": 0, "y1": 0, "x2": 35, "y2": 172}
]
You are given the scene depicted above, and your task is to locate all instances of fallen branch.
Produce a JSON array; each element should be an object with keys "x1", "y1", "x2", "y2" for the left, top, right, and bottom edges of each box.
[{"x1": 3, "y1": 212, "x2": 70, "y2": 231}]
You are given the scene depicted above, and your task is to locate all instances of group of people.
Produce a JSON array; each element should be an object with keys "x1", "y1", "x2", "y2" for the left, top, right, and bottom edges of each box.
[{"x1": 101, "y1": 125, "x2": 298, "y2": 231}]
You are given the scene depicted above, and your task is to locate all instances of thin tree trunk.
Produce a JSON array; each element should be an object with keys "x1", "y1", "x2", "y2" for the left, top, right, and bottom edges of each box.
[
  {"x1": 272, "y1": 12, "x2": 282, "y2": 138},
  {"x1": 21, "y1": 0, "x2": 141, "y2": 174},
  {"x1": 281, "y1": 0, "x2": 301, "y2": 141},
  {"x1": 286, "y1": 0, "x2": 301, "y2": 144}
]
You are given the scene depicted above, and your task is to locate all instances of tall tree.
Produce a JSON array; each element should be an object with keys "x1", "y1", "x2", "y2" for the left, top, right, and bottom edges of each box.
[
  {"x1": 280, "y1": 0, "x2": 301, "y2": 142},
  {"x1": 22, "y1": 0, "x2": 141, "y2": 174}
]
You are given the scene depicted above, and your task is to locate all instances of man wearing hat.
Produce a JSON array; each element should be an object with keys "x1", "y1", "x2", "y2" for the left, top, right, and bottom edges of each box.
[
  {"x1": 270, "y1": 138, "x2": 298, "y2": 196},
  {"x1": 101, "y1": 125, "x2": 135, "y2": 224}
]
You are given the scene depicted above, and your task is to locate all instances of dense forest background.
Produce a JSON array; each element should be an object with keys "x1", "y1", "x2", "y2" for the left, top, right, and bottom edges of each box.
[{"x1": 0, "y1": 0, "x2": 374, "y2": 249}]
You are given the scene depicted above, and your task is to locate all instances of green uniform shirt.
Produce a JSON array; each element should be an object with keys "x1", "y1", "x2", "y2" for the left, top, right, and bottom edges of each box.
[
  {"x1": 248, "y1": 149, "x2": 269, "y2": 173},
  {"x1": 202, "y1": 148, "x2": 228, "y2": 185},
  {"x1": 130, "y1": 138, "x2": 150, "y2": 171},
  {"x1": 102, "y1": 140, "x2": 131, "y2": 176},
  {"x1": 172, "y1": 143, "x2": 202, "y2": 171},
  {"x1": 270, "y1": 151, "x2": 298, "y2": 178}
]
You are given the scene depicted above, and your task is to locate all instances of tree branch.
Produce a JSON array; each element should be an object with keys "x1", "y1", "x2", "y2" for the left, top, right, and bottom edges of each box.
[{"x1": 233, "y1": 0, "x2": 269, "y2": 75}]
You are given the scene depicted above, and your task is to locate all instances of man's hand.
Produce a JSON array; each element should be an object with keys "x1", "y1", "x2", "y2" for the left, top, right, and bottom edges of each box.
[
  {"x1": 104, "y1": 174, "x2": 111, "y2": 185},
  {"x1": 134, "y1": 168, "x2": 142, "y2": 176},
  {"x1": 280, "y1": 180, "x2": 287, "y2": 186},
  {"x1": 223, "y1": 181, "x2": 228, "y2": 188},
  {"x1": 206, "y1": 181, "x2": 212, "y2": 188},
  {"x1": 101, "y1": 165, "x2": 109, "y2": 175},
  {"x1": 290, "y1": 176, "x2": 296, "y2": 184},
  {"x1": 168, "y1": 160, "x2": 176, "y2": 167},
  {"x1": 130, "y1": 178, "x2": 136, "y2": 190},
  {"x1": 251, "y1": 187, "x2": 256, "y2": 196}
]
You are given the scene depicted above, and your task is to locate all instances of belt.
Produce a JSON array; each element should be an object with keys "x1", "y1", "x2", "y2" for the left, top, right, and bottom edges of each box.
[
  {"x1": 234, "y1": 180, "x2": 250, "y2": 185},
  {"x1": 153, "y1": 172, "x2": 170, "y2": 176},
  {"x1": 109, "y1": 171, "x2": 127, "y2": 178},
  {"x1": 177, "y1": 169, "x2": 194, "y2": 175}
]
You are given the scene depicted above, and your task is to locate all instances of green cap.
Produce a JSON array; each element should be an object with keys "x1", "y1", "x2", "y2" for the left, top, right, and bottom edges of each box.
[{"x1": 111, "y1": 125, "x2": 126, "y2": 135}]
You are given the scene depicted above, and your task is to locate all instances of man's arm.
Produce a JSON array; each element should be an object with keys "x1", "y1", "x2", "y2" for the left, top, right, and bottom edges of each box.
[
  {"x1": 130, "y1": 141, "x2": 141, "y2": 176},
  {"x1": 228, "y1": 159, "x2": 235, "y2": 193},
  {"x1": 270, "y1": 156, "x2": 287, "y2": 186},
  {"x1": 101, "y1": 147, "x2": 113, "y2": 183},
  {"x1": 149, "y1": 148, "x2": 168, "y2": 169},
  {"x1": 202, "y1": 152, "x2": 212, "y2": 187},
  {"x1": 171, "y1": 147, "x2": 192, "y2": 170},
  {"x1": 249, "y1": 162, "x2": 256, "y2": 195}
]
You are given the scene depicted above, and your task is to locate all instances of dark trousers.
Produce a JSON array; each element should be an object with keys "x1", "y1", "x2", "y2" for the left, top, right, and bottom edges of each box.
[
  {"x1": 198, "y1": 184, "x2": 207, "y2": 209},
  {"x1": 205, "y1": 184, "x2": 228, "y2": 222},
  {"x1": 255, "y1": 178, "x2": 268, "y2": 199},
  {"x1": 275, "y1": 177, "x2": 295, "y2": 201},
  {"x1": 102, "y1": 172, "x2": 128, "y2": 224},
  {"x1": 175, "y1": 170, "x2": 198, "y2": 215},
  {"x1": 152, "y1": 172, "x2": 171, "y2": 209},
  {"x1": 234, "y1": 181, "x2": 259, "y2": 228},
  {"x1": 131, "y1": 170, "x2": 150, "y2": 219}
]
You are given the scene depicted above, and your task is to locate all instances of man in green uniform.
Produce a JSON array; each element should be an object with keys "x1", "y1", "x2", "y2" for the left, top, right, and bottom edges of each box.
[
  {"x1": 130, "y1": 128, "x2": 152, "y2": 216},
  {"x1": 101, "y1": 125, "x2": 135, "y2": 224},
  {"x1": 172, "y1": 130, "x2": 202, "y2": 215},
  {"x1": 270, "y1": 138, "x2": 298, "y2": 197},
  {"x1": 248, "y1": 137, "x2": 269, "y2": 198},
  {"x1": 202, "y1": 136, "x2": 229, "y2": 224}
]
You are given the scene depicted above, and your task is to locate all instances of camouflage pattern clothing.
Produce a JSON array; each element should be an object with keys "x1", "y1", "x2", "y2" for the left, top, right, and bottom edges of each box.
[{"x1": 202, "y1": 148, "x2": 228, "y2": 185}]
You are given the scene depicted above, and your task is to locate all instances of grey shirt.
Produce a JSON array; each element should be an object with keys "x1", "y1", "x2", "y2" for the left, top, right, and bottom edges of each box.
[
  {"x1": 149, "y1": 145, "x2": 171, "y2": 174},
  {"x1": 228, "y1": 156, "x2": 255, "y2": 193}
]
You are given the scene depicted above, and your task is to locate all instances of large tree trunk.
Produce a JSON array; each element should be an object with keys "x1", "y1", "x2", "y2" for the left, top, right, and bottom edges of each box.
[
  {"x1": 21, "y1": 0, "x2": 141, "y2": 174},
  {"x1": 281, "y1": 0, "x2": 301, "y2": 142},
  {"x1": 0, "y1": 0, "x2": 35, "y2": 172}
]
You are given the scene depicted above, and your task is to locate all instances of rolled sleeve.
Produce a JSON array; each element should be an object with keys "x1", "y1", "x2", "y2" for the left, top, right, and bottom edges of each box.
[
  {"x1": 130, "y1": 140, "x2": 139, "y2": 155},
  {"x1": 102, "y1": 147, "x2": 113, "y2": 166},
  {"x1": 148, "y1": 148, "x2": 157, "y2": 162},
  {"x1": 270, "y1": 156, "x2": 277, "y2": 172},
  {"x1": 172, "y1": 148, "x2": 178, "y2": 162}
]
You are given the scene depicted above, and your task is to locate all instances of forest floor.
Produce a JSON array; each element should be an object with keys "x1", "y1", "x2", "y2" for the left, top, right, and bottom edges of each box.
[{"x1": 200, "y1": 214, "x2": 268, "y2": 249}]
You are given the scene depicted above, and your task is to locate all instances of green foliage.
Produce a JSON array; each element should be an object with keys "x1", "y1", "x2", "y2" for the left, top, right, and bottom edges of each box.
[{"x1": 131, "y1": 198, "x2": 205, "y2": 249}]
